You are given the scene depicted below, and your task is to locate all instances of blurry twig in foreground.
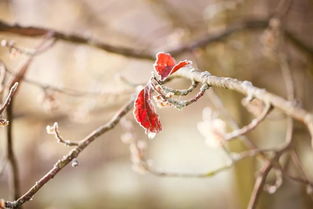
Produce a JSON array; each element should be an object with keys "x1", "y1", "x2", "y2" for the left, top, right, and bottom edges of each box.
[
  {"x1": 0, "y1": 82, "x2": 18, "y2": 116},
  {"x1": 1, "y1": 18, "x2": 313, "y2": 60},
  {"x1": 5, "y1": 33, "x2": 55, "y2": 203},
  {"x1": 46, "y1": 122, "x2": 79, "y2": 147},
  {"x1": 224, "y1": 102, "x2": 272, "y2": 141}
]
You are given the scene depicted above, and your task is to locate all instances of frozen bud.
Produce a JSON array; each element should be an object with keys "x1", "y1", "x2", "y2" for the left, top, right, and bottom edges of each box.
[
  {"x1": 121, "y1": 132, "x2": 134, "y2": 144},
  {"x1": 46, "y1": 122, "x2": 58, "y2": 134},
  {"x1": 0, "y1": 119, "x2": 9, "y2": 127},
  {"x1": 147, "y1": 131, "x2": 157, "y2": 140}
]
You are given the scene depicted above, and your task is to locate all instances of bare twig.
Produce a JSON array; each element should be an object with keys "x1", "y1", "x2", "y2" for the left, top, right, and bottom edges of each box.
[
  {"x1": 151, "y1": 76, "x2": 210, "y2": 110},
  {"x1": 0, "y1": 83, "x2": 18, "y2": 115},
  {"x1": 224, "y1": 102, "x2": 272, "y2": 141},
  {"x1": 5, "y1": 59, "x2": 34, "y2": 202},
  {"x1": 247, "y1": 157, "x2": 276, "y2": 209},
  {"x1": 207, "y1": 90, "x2": 269, "y2": 161},
  {"x1": 1, "y1": 19, "x2": 312, "y2": 59},
  {"x1": 0, "y1": 38, "x2": 56, "y2": 57},
  {"x1": 0, "y1": 20, "x2": 154, "y2": 60},
  {"x1": 46, "y1": 122, "x2": 79, "y2": 147},
  {"x1": 175, "y1": 68, "x2": 313, "y2": 144},
  {"x1": 3, "y1": 68, "x2": 133, "y2": 98}
]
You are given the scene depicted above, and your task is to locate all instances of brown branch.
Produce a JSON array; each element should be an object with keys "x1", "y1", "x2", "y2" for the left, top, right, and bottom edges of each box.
[
  {"x1": 46, "y1": 122, "x2": 79, "y2": 147},
  {"x1": 0, "y1": 20, "x2": 154, "y2": 60},
  {"x1": 224, "y1": 102, "x2": 272, "y2": 141},
  {"x1": 175, "y1": 69, "x2": 313, "y2": 143},
  {"x1": 247, "y1": 157, "x2": 275, "y2": 209},
  {"x1": 4, "y1": 99, "x2": 134, "y2": 209},
  {"x1": 2, "y1": 67, "x2": 132, "y2": 98},
  {"x1": 5, "y1": 34, "x2": 54, "y2": 204},
  {"x1": 1, "y1": 19, "x2": 312, "y2": 59},
  {"x1": 0, "y1": 83, "x2": 18, "y2": 115}
]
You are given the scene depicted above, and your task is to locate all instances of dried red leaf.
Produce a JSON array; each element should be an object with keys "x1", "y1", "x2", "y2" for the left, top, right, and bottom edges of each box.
[
  {"x1": 134, "y1": 86, "x2": 162, "y2": 135},
  {"x1": 154, "y1": 52, "x2": 191, "y2": 80}
]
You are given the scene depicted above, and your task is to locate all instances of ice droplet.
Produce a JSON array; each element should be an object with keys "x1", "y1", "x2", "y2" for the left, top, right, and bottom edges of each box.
[
  {"x1": 71, "y1": 158, "x2": 79, "y2": 167},
  {"x1": 147, "y1": 131, "x2": 156, "y2": 139}
]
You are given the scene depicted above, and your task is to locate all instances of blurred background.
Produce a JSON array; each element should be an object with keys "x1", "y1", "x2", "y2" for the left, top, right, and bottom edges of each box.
[{"x1": 0, "y1": 0, "x2": 313, "y2": 208}]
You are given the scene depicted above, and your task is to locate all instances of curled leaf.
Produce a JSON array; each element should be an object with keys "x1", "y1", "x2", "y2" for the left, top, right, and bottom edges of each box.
[
  {"x1": 133, "y1": 86, "x2": 162, "y2": 135},
  {"x1": 154, "y1": 52, "x2": 191, "y2": 80}
]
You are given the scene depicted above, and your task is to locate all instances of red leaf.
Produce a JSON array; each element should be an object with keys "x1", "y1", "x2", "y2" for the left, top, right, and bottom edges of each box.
[
  {"x1": 154, "y1": 52, "x2": 191, "y2": 80},
  {"x1": 134, "y1": 86, "x2": 162, "y2": 135},
  {"x1": 171, "y1": 60, "x2": 191, "y2": 75}
]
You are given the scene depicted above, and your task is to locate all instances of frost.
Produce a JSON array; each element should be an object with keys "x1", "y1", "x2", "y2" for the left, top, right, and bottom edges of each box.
[
  {"x1": 147, "y1": 131, "x2": 157, "y2": 140},
  {"x1": 242, "y1": 80, "x2": 252, "y2": 88}
]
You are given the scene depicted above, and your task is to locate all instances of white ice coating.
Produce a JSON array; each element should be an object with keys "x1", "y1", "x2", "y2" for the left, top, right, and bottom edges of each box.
[{"x1": 147, "y1": 131, "x2": 157, "y2": 140}]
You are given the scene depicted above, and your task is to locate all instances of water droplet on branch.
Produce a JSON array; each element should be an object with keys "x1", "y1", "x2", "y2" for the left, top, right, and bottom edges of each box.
[{"x1": 71, "y1": 158, "x2": 79, "y2": 167}]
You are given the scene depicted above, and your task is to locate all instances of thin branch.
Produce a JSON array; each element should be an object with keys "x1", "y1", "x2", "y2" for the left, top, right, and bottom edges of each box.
[
  {"x1": 3, "y1": 68, "x2": 133, "y2": 98},
  {"x1": 158, "y1": 79, "x2": 199, "y2": 96},
  {"x1": 207, "y1": 90, "x2": 269, "y2": 161},
  {"x1": 4, "y1": 99, "x2": 134, "y2": 209},
  {"x1": 224, "y1": 102, "x2": 272, "y2": 141},
  {"x1": 0, "y1": 20, "x2": 154, "y2": 60},
  {"x1": 5, "y1": 33, "x2": 54, "y2": 203},
  {"x1": 1, "y1": 19, "x2": 312, "y2": 59},
  {"x1": 175, "y1": 68, "x2": 313, "y2": 144}
]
